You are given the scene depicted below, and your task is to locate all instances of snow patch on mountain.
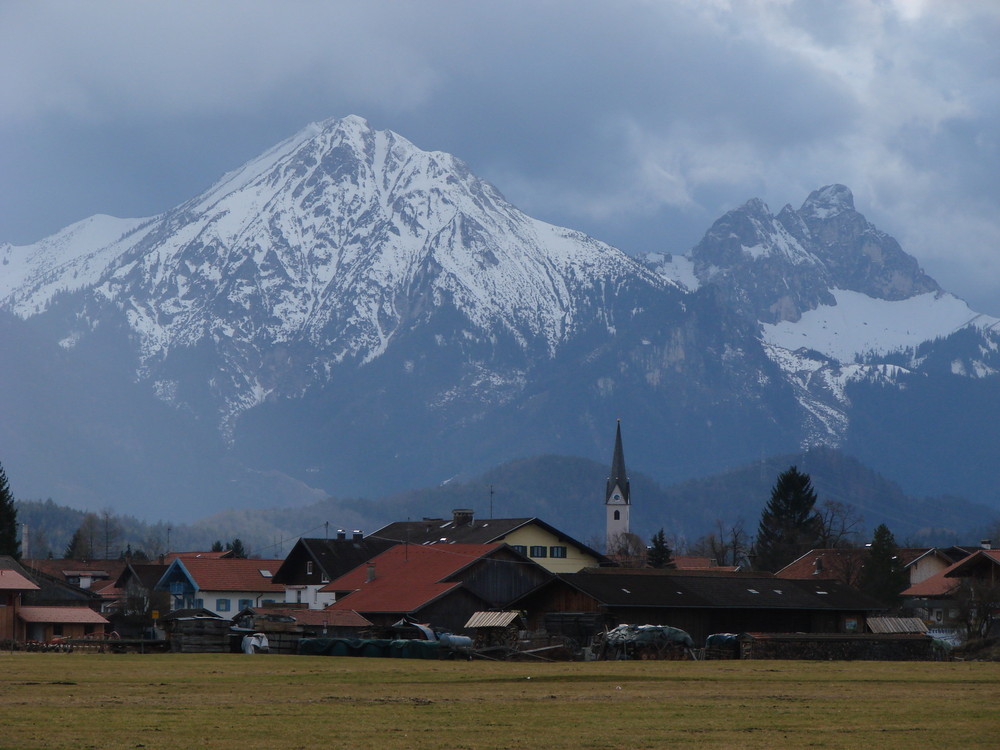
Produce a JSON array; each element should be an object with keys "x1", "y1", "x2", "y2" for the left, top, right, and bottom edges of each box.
[
  {"x1": 637, "y1": 251, "x2": 699, "y2": 291},
  {"x1": 0, "y1": 214, "x2": 155, "y2": 316},
  {"x1": 762, "y1": 289, "x2": 999, "y2": 363}
]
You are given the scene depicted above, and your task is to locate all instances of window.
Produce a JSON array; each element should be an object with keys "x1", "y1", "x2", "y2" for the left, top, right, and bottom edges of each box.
[
  {"x1": 550, "y1": 546, "x2": 567, "y2": 558},
  {"x1": 216, "y1": 598, "x2": 231, "y2": 612},
  {"x1": 193, "y1": 598, "x2": 204, "y2": 609},
  {"x1": 529, "y1": 546, "x2": 547, "y2": 558},
  {"x1": 238, "y1": 599, "x2": 253, "y2": 610},
  {"x1": 511, "y1": 545, "x2": 528, "y2": 555},
  {"x1": 613, "y1": 510, "x2": 620, "y2": 521},
  {"x1": 306, "y1": 561, "x2": 313, "y2": 575}
]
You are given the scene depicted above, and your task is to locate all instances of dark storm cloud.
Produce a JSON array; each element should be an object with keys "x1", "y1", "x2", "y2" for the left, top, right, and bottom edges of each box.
[{"x1": 1, "y1": 0, "x2": 998, "y2": 312}]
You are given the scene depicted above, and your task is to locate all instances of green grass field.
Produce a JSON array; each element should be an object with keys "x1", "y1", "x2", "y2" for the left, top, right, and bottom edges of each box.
[{"x1": 0, "y1": 653, "x2": 997, "y2": 749}]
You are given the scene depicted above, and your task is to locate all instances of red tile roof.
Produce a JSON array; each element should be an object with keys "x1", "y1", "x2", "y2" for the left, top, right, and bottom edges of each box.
[
  {"x1": 0, "y1": 568, "x2": 39, "y2": 591},
  {"x1": 324, "y1": 543, "x2": 502, "y2": 614},
  {"x1": 165, "y1": 551, "x2": 233, "y2": 562},
  {"x1": 174, "y1": 558, "x2": 286, "y2": 593},
  {"x1": 18, "y1": 606, "x2": 109, "y2": 624},
  {"x1": 902, "y1": 549, "x2": 1000, "y2": 598},
  {"x1": 777, "y1": 548, "x2": 933, "y2": 583},
  {"x1": 672, "y1": 556, "x2": 718, "y2": 569},
  {"x1": 901, "y1": 569, "x2": 959, "y2": 598}
]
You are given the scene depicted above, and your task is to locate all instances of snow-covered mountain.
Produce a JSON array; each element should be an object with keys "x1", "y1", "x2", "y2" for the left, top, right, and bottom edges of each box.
[
  {"x1": 643, "y1": 185, "x2": 1000, "y2": 446},
  {"x1": 2, "y1": 116, "x2": 673, "y2": 434},
  {"x1": 2, "y1": 119, "x2": 999, "y2": 521}
]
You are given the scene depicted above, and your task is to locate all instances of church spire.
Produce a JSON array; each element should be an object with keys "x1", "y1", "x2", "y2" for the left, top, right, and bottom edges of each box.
[
  {"x1": 605, "y1": 420, "x2": 631, "y2": 545},
  {"x1": 605, "y1": 419, "x2": 630, "y2": 505}
]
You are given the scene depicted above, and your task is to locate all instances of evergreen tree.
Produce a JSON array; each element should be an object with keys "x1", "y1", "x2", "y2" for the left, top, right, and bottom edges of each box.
[
  {"x1": 228, "y1": 538, "x2": 247, "y2": 559},
  {"x1": 0, "y1": 462, "x2": 21, "y2": 560},
  {"x1": 753, "y1": 466, "x2": 823, "y2": 572},
  {"x1": 647, "y1": 528, "x2": 674, "y2": 568},
  {"x1": 65, "y1": 513, "x2": 100, "y2": 560},
  {"x1": 859, "y1": 524, "x2": 908, "y2": 607}
]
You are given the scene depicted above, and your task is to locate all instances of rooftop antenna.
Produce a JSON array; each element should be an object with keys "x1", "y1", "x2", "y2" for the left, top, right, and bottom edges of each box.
[
  {"x1": 325, "y1": 521, "x2": 329, "y2": 540},
  {"x1": 489, "y1": 484, "x2": 495, "y2": 519}
]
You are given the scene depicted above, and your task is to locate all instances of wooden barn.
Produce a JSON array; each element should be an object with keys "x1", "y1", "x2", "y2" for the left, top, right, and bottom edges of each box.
[
  {"x1": 324, "y1": 543, "x2": 552, "y2": 633},
  {"x1": 513, "y1": 568, "x2": 886, "y2": 647}
]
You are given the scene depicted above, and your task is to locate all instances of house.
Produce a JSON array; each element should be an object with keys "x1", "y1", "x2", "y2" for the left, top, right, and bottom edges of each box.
[
  {"x1": 775, "y1": 546, "x2": 968, "y2": 589},
  {"x1": 106, "y1": 562, "x2": 171, "y2": 638},
  {"x1": 22, "y1": 558, "x2": 126, "y2": 594},
  {"x1": 17, "y1": 606, "x2": 109, "y2": 642},
  {"x1": 512, "y1": 568, "x2": 886, "y2": 647},
  {"x1": 0, "y1": 559, "x2": 40, "y2": 643},
  {"x1": 901, "y1": 545, "x2": 1000, "y2": 640},
  {"x1": 21, "y1": 558, "x2": 128, "y2": 615},
  {"x1": 323, "y1": 543, "x2": 552, "y2": 633},
  {"x1": 154, "y1": 557, "x2": 285, "y2": 617},
  {"x1": 1, "y1": 556, "x2": 110, "y2": 644},
  {"x1": 372, "y1": 510, "x2": 609, "y2": 574},
  {"x1": 271, "y1": 533, "x2": 395, "y2": 609}
]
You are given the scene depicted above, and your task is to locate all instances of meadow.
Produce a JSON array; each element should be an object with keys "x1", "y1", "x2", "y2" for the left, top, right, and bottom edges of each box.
[{"x1": 0, "y1": 653, "x2": 997, "y2": 749}]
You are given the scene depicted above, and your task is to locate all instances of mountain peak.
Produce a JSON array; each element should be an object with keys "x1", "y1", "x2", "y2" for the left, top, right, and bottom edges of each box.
[{"x1": 799, "y1": 184, "x2": 855, "y2": 220}]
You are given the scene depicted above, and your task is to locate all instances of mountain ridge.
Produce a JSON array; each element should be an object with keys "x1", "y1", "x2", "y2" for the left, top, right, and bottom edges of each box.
[{"x1": 2, "y1": 117, "x2": 999, "y2": 521}]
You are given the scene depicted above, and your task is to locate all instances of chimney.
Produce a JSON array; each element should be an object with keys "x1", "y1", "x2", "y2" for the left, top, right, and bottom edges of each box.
[
  {"x1": 352, "y1": 530, "x2": 363, "y2": 541},
  {"x1": 452, "y1": 509, "x2": 474, "y2": 527},
  {"x1": 336, "y1": 530, "x2": 346, "y2": 541},
  {"x1": 813, "y1": 556, "x2": 824, "y2": 575},
  {"x1": 366, "y1": 562, "x2": 376, "y2": 583},
  {"x1": 981, "y1": 540, "x2": 992, "y2": 550}
]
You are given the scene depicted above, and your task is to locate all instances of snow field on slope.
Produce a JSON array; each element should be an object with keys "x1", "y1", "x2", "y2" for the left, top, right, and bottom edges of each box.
[
  {"x1": 762, "y1": 289, "x2": 998, "y2": 362},
  {"x1": 0, "y1": 214, "x2": 153, "y2": 314}
]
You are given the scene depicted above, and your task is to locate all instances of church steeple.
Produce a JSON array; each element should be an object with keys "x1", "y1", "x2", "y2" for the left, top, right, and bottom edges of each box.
[
  {"x1": 605, "y1": 420, "x2": 631, "y2": 544},
  {"x1": 605, "y1": 419, "x2": 630, "y2": 505}
]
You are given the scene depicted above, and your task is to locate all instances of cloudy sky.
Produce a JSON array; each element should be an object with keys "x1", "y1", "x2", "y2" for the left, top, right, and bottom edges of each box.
[{"x1": 3, "y1": 0, "x2": 999, "y2": 312}]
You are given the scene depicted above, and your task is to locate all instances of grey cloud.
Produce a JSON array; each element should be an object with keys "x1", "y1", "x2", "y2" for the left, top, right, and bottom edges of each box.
[{"x1": 1, "y1": 0, "x2": 998, "y2": 313}]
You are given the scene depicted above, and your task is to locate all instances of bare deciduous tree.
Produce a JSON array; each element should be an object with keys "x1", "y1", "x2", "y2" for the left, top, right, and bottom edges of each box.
[{"x1": 817, "y1": 500, "x2": 863, "y2": 549}]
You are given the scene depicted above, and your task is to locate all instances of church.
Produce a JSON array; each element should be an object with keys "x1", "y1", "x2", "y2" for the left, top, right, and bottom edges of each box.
[{"x1": 605, "y1": 419, "x2": 632, "y2": 550}]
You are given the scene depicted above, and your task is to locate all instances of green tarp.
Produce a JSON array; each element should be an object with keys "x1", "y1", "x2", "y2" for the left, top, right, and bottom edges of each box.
[{"x1": 298, "y1": 637, "x2": 442, "y2": 659}]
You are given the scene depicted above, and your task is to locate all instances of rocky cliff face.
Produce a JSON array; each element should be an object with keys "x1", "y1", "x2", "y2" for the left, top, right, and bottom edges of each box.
[{"x1": 689, "y1": 184, "x2": 940, "y2": 324}]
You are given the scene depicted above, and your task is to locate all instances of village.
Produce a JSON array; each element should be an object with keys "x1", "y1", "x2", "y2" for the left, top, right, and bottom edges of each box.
[{"x1": 1, "y1": 424, "x2": 996, "y2": 663}]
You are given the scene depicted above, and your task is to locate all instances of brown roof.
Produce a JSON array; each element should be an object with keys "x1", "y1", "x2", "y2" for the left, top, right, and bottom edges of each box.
[
  {"x1": 0, "y1": 568, "x2": 40, "y2": 591},
  {"x1": 24, "y1": 559, "x2": 126, "y2": 585},
  {"x1": 901, "y1": 559, "x2": 964, "y2": 598},
  {"x1": 169, "y1": 558, "x2": 286, "y2": 593},
  {"x1": 776, "y1": 547, "x2": 933, "y2": 585},
  {"x1": 242, "y1": 607, "x2": 371, "y2": 628},
  {"x1": 18, "y1": 606, "x2": 109, "y2": 624},
  {"x1": 325, "y1": 544, "x2": 502, "y2": 614},
  {"x1": 165, "y1": 551, "x2": 234, "y2": 561}
]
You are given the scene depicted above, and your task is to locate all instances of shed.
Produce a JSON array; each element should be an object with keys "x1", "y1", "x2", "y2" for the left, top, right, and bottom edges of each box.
[{"x1": 18, "y1": 606, "x2": 109, "y2": 642}]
